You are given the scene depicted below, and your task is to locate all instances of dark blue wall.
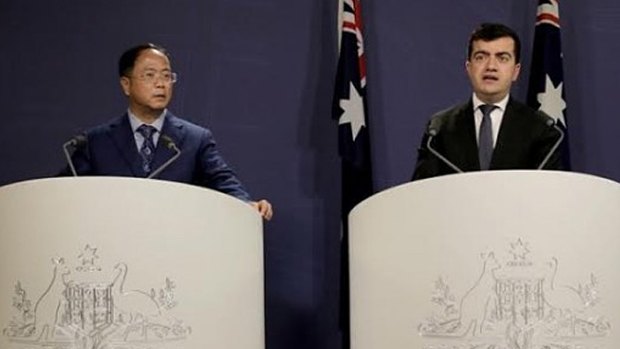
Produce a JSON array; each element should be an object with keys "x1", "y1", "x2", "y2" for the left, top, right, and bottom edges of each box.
[{"x1": 2, "y1": 1, "x2": 619, "y2": 348}]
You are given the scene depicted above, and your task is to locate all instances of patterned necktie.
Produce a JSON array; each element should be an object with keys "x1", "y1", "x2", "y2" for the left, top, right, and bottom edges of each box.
[
  {"x1": 478, "y1": 104, "x2": 496, "y2": 170},
  {"x1": 137, "y1": 124, "x2": 157, "y2": 174}
]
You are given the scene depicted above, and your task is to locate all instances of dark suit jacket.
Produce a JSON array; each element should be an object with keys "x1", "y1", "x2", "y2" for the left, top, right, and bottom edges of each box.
[
  {"x1": 412, "y1": 98, "x2": 563, "y2": 180},
  {"x1": 65, "y1": 112, "x2": 252, "y2": 201}
]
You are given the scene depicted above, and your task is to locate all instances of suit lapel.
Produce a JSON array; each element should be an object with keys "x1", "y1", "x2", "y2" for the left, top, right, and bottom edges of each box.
[
  {"x1": 453, "y1": 102, "x2": 481, "y2": 171},
  {"x1": 151, "y1": 111, "x2": 186, "y2": 172},
  {"x1": 107, "y1": 114, "x2": 144, "y2": 176},
  {"x1": 490, "y1": 99, "x2": 520, "y2": 169}
]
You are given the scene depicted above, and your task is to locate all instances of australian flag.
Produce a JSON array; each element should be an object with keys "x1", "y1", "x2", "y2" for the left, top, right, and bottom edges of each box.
[
  {"x1": 332, "y1": 0, "x2": 373, "y2": 347},
  {"x1": 527, "y1": 0, "x2": 571, "y2": 168}
]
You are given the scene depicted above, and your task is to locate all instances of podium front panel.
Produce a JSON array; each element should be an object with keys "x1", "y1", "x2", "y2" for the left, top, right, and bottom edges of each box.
[
  {"x1": 349, "y1": 171, "x2": 620, "y2": 349},
  {"x1": 0, "y1": 177, "x2": 264, "y2": 349}
]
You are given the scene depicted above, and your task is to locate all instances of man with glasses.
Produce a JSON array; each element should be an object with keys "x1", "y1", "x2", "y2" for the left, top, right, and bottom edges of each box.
[{"x1": 65, "y1": 43, "x2": 273, "y2": 220}]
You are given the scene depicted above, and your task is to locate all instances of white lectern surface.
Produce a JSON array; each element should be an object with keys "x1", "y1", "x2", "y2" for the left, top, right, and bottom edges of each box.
[
  {"x1": 0, "y1": 177, "x2": 264, "y2": 349},
  {"x1": 350, "y1": 171, "x2": 620, "y2": 349}
]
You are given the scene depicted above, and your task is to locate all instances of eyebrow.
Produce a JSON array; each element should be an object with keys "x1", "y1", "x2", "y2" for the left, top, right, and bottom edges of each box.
[
  {"x1": 473, "y1": 50, "x2": 513, "y2": 58},
  {"x1": 141, "y1": 67, "x2": 172, "y2": 72}
]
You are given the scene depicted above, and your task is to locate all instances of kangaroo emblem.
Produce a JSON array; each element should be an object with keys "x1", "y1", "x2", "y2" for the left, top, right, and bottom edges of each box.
[
  {"x1": 31, "y1": 257, "x2": 70, "y2": 341},
  {"x1": 456, "y1": 251, "x2": 500, "y2": 336}
]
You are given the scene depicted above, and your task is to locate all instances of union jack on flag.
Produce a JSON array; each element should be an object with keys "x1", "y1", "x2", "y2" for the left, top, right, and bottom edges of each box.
[{"x1": 527, "y1": 0, "x2": 571, "y2": 168}]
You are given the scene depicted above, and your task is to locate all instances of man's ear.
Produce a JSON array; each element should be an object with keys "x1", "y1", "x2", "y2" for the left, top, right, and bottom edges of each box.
[
  {"x1": 512, "y1": 63, "x2": 521, "y2": 82},
  {"x1": 120, "y1": 76, "x2": 131, "y2": 96}
]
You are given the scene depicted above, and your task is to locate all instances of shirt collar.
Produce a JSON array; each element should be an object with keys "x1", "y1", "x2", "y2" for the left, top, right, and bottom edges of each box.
[
  {"x1": 127, "y1": 109, "x2": 166, "y2": 133},
  {"x1": 472, "y1": 93, "x2": 510, "y2": 112}
]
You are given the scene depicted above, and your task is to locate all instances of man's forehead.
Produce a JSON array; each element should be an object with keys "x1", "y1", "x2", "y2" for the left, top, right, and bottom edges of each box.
[
  {"x1": 473, "y1": 37, "x2": 515, "y2": 48},
  {"x1": 135, "y1": 54, "x2": 171, "y2": 70},
  {"x1": 472, "y1": 38, "x2": 515, "y2": 54}
]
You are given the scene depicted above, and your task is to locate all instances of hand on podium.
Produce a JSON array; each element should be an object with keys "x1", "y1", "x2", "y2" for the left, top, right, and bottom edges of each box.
[{"x1": 251, "y1": 199, "x2": 273, "y2": 221}]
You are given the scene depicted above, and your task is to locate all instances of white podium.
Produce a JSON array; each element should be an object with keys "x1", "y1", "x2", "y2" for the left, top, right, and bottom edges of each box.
[
  {"x1": 349, "y1": 171, "x2": 620, "y2": 349},
  {"x1": 0, "y1": 177, "x2": 264, "y2": 349}
]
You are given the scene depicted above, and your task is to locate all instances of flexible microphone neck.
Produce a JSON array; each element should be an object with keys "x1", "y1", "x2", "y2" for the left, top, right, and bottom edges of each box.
[
  {"x1": 426, "y1": 128, "x2": 464, "y2": 174},
  {"x1": 537, "y1": 118, "x2": 565, "y2": 170},
  {"x1": 147, "y1": 135, "x2": 182, "y2": 179},
  {"x1": 62, "y1": 135, "x2": 87, "y2": 177}
]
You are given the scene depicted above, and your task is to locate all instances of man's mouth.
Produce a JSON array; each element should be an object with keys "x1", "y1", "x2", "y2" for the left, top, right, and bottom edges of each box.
[{"x1": 482, "y1": 75, "x2": 498, "y2": 82}]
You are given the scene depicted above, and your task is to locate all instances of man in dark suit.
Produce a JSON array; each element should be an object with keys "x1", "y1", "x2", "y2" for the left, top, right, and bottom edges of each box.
[
  {"x1": 66, "y1": 43, "x2": 273, "y2": 220},
  {"x1": 412, "y1": 23, "x2": 563, "y2": 181}
]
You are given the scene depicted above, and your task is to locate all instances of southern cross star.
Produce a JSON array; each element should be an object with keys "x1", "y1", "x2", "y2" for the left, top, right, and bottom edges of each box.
[
  {"x1": 339, "y1": 82, "x2": 366, "y2": 141},
  {"x1": 537, "y1": 74, "x2": 567, "y2": 126}
]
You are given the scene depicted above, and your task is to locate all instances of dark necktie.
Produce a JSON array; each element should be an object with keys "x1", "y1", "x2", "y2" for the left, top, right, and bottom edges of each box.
[
  {"x1": 478, "y1": 104, "x2": 495, "y2": 170},
  {"x1": 137, "y1": 124, "x2": 157, "y2": 174}
]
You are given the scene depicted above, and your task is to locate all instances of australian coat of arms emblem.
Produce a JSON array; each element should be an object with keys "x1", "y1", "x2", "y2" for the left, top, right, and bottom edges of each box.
[
  {"x1": 418, "y1": 239, "x2": 611, "y2": 349},
  {"x1": 3, "y1": 245, "x2": 191, "y2": 349}
]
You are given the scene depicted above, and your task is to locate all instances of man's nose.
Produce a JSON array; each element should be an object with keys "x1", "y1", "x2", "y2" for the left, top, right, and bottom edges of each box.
[{"x1": 485, "y1": 57, "x2": 499, "y2": 70}]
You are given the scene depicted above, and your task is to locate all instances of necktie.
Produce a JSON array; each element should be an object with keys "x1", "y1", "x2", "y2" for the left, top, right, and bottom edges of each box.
[
  {"x1": 137, "y1": 124, "x2": 157, "y2": 174},
  {"x1": 478, "y1": 104, "x2": 495, "y2": 170}
]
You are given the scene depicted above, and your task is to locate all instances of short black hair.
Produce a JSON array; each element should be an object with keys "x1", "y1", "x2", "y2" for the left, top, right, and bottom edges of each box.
[
  {"x1": 467, "y1": 23, "x2": 521, "y2": 63},
  {"x1": 118, "y1": 43, "x2": 169, "y2": 77}
]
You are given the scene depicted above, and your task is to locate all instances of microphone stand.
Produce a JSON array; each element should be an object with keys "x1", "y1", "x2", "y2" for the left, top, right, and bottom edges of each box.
[
  {"x1": 147, "y1": 136, "x2": 182, "y2": 179},
  {"x1": 426, "y1": 130, "x2": 463, "y2": 174},
  {"x1": 537, "y1": 121, "x2": 565, "y2": 170}
]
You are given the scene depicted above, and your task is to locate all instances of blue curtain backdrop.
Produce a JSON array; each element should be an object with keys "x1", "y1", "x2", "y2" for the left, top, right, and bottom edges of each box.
[{"x1": 2, "y1": 1, "x2": 620, "y2": 348}]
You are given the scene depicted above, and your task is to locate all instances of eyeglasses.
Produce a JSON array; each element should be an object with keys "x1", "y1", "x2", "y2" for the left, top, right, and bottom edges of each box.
[{"x1": 130, "y1": 71, "x2": 178, "y2": 84}]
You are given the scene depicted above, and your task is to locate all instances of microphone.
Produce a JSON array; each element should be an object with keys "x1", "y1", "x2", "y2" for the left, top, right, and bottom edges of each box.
[
  {"x1": 537, "y1": 117, "x2": 565, "y2": 170},
  {"x1": 62, "y1": 134, "x2": 87, "y2": 177},
  {"x1": 147, "y1": 135, "x2": 182, "y2": 179},
  {"x1": 426, "y1": 126, "x2": 464, "y2": 174}
]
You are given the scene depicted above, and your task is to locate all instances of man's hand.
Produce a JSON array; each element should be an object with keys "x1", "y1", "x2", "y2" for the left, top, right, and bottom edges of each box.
[{"x1": 250, "y1": 199, "x2": 273, "y2": 221}]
